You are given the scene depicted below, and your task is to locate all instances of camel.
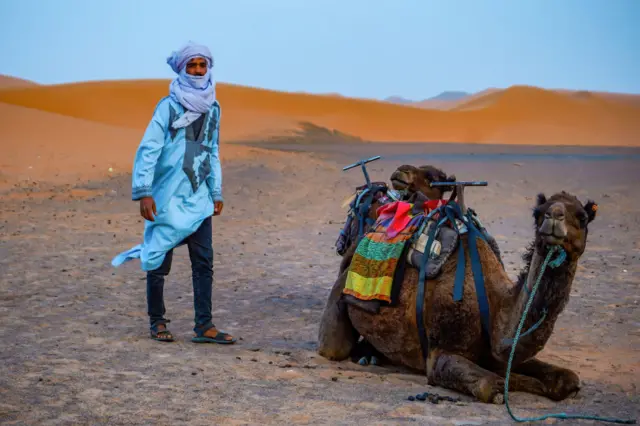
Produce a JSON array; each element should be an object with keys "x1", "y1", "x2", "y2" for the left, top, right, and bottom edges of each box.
[
  {"x1": 319, "y1": 190, "x2": 598, "y2": 403},
  {"x1": 390, "y1": 164, "x2": 456, "y2": 201},
  {"x1": 335, "y1": 164, "x2": 455, "y2": 365},
  {"x1": 337, "y1": 164, "x2": 455, "y2": 261}
]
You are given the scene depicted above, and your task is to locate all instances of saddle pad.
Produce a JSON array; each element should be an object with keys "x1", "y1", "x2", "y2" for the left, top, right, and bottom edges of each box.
[
  {"x1": 343, "y1": 214, "x2": 422, "y2": 303},
  {"x1": 407, "y1": 223, "x2": 460, "y2": 279}
]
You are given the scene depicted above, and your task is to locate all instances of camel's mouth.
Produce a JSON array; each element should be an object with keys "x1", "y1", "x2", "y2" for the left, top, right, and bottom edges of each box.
[
  {"x1": 540, "y1": 233, "x2": 566, "y2": 246},
  {"x1": 391, "y1": 178, "x2": 409, "y2": 190},
  {"x1": 390, "y1": 172, "x2": 410, "y2": 190}
]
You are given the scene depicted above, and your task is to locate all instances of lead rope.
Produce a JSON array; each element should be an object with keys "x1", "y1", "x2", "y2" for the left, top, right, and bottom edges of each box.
[{"x1": 504, "y1": 245, "x2": 636, "y2": 424}]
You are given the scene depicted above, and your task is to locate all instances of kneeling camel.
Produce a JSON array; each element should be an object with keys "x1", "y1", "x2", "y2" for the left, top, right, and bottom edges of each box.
[{"x1": 319, "y1": 191, "x2": 598, "y2": 403}]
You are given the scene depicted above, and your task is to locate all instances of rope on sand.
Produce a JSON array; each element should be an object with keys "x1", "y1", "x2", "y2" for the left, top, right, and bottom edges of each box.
[{"x1": 504, "y1": 245, "x2": 636, "y2": 424}]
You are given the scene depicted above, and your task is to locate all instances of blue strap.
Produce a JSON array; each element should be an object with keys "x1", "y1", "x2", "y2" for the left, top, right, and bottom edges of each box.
[
  {"x1": 356, "y1": 191, "x2": 374, "y2": 241},
  {"x1": 441, "y1": 202, "x2": 491, "y2": 337},
  {"x1": 465, "y1": 208, "x2": 492, "y2": 337},
  {"x1": 443, "y1": 205, "x2": 466, "y2": 303},
  {"x1": 416, "y1": 219, "x2": 439, "y2": 360},
  {"x1": 453, "y1": 242, "x2": 466, "y2": 302}
]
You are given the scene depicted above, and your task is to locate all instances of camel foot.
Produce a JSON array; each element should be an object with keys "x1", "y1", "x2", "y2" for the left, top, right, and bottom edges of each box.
[
  {"x1": 351, "y1": 338, "x2": 384, "y2": 367},
  {"x1": 509, "y1": 358, "x2": 581, "y2": 401},
  {"x1": 357, "y1": 355, "x2": 379, "y2": 366},
  {"x1": 427, "y1": 349, "x2": 506, "y2": 404}
]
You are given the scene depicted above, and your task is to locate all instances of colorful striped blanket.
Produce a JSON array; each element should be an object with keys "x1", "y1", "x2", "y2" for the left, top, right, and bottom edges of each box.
[{"x1": 343, "y1": 201, "x2": 424, "y2": 304}]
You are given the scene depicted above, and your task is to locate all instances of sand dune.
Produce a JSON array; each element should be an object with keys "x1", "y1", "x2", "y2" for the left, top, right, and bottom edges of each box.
[
  {"x1": 0, "y1": 101, "x2": 143, "y2": 189},
  {"x1": 0, "y1": 101, "x2": 270, "y2": 190},
  {"x1": 0, "y1": 74, "x2": 39, "y2": 89},
  {"x1": 0, "y1": 78, "x2": 638, "y2": 154},
  {"x1": 392, "y1": 88, "x2": 640, "y2": 112}
]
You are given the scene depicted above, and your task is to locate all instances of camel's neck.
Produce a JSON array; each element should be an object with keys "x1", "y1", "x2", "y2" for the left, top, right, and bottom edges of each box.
[{"x1": 494, "y1": 246, "x2": 577, "y2": 364}]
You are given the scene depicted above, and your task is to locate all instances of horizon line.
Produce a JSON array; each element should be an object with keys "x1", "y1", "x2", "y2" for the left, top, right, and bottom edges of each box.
[{"x1": 2, "y1": 73, "x2": 639, "y2": 99}]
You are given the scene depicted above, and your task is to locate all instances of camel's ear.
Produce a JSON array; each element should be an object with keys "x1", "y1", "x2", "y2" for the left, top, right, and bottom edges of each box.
[
  {"x1": 533, "y1": 193, "x2": 547, "y2": 222},
  {"x1": 583, "y1": 199, "x2": 598, "y2": 223},
  {"x1": 433, "y1": 172, "x2": 456, "y2": 193},
  {"x1": 422, "y1": 168, "x2": 440, "y2": 183}
]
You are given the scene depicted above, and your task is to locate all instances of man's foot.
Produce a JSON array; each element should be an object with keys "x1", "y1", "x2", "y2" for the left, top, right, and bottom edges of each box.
[
  {"x1": 192, "y1": 326, "x2": 237, "y2": 344},
  {"x1": 150, "y1": 323, "x2": 174, "y2": 342}
]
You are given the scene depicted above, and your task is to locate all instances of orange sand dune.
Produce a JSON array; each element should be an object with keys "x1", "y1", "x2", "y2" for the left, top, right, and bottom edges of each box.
[
  {"x1": 0, "y1": 79, "x2": 638, "y2": 146},
  {"x1": 0, "y1": 74, "x2": 39, "y2": 89},
  {"x1": 555, "y1": 89, "x2": 640, "y2": 109},
  {"x1": 409, "y1": 88, "x2": 640, "y2": 112},
  {"x1": 0, "y1": 101, "x2": 271, "y2": 190}
]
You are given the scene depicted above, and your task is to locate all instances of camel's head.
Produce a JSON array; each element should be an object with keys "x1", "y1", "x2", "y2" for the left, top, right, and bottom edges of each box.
[
  {"x1": 390, "y1": 164, "x2": 456, "y2": 200},
  {"x1": 533, "y1": 191, "x2": 598, "y2": 258}
]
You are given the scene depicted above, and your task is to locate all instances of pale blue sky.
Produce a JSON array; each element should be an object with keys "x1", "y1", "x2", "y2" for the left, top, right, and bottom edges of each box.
[{"x1": 0, "y1": 0, "x2": 638, "y2": 100}]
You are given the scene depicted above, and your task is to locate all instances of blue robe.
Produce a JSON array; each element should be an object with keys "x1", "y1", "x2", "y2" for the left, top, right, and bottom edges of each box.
[{"x1": 111, "y1": 97, "x2": 223, "y2": 271}]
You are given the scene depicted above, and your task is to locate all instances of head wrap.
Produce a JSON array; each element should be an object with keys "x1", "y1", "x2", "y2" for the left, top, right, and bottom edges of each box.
[{"x1": 166, "y1": 41, "x2": 216, "y2": 129}]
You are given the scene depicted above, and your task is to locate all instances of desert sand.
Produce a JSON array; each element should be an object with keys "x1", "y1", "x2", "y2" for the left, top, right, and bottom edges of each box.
[
  {"x1": 0, "y1": 75, "x2": 639, "y2": 425},
  {"x1": 388, "y1": 88, "x2": 640, "y2": 113},
  {"x1": 1, "y1": 76, "x2": 639, "y2": 147}
]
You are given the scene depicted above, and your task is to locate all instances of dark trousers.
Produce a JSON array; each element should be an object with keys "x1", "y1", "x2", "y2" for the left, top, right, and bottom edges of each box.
[{"x1": 146, "y1": 217, "x2": 214, "y2": 333}]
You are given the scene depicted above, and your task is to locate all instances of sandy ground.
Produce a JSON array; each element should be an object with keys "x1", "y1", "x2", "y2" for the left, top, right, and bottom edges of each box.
[{"x1": 1, "y1": 139, "x2": 639, "y2": 425}]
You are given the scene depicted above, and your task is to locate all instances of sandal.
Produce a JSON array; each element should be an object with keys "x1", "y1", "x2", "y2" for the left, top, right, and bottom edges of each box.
[
  {"x1": 150, "y1": 323, "x2": 174, "y2": 342},
  {"x1": 191, "y1": 326, "x2": 236, "y2": 344}
]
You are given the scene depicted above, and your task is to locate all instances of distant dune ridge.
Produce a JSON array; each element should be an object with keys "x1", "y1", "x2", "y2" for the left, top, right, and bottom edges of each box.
[
  {"x1": 0, "y1": 73, "x2": 639, "y2": 189},
  {"x1": 0, "y1": 74, "x2": 40, "y2": 89}
]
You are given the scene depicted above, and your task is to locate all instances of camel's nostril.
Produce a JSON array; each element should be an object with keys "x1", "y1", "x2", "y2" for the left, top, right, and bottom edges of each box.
[{"x1": 547, "y1": 203, "x2": 567, "y2": 221}]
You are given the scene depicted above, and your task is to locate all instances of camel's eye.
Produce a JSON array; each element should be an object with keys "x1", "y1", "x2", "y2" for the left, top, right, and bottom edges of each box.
[
  {"x1": 533, "y1": 207, "x2": 543, "y2": 221},
  {"x1": 576, "y1": 211, "x2": 588, "y2": 228}
]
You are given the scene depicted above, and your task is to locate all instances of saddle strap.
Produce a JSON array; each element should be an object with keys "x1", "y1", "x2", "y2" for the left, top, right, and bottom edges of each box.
[
  {"x1": 443, "y1": 206, "x2": 466, "y2": 303},
  {"x1": 467, "y1": 212, "x2": 491, "y2": 339},
  {"x1": 354, "y1": 184, "x2": 388, "y2": 241},
  {"x1": 416, "y1": 218, "x2": 439, "y2": 361},
  {"x1": 356, "y1": 190, "x2": 373, "y2": 240},
  {"x1": 416, "y1": 202, "x2": 494, "y2": 361}
]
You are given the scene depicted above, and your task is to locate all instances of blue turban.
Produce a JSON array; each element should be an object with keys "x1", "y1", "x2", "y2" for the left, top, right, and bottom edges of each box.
[
  {"x1": 166, "y1": 41, "x2": 216, "y2": 129},
  {"x1": 167, "y1": 41, "x2": 214, "y2": 74}
]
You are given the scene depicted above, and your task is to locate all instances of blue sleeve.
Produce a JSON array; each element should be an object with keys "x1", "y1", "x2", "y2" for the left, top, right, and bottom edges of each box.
[
  {"x1": 207, "y1": 102, "x2": 223, "y2": 202},
  {"x1": 131, "y1": 99, "x2": 169, "y2": 201}
]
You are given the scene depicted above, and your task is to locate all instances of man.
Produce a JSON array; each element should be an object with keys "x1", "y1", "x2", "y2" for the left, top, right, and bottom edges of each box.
[{"x1": 112, "y1": 41, "x2": 235, "y2": 345}]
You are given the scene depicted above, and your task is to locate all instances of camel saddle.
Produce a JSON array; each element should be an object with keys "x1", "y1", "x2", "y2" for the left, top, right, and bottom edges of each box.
[
  {"x1": 405, "y1": 199, "x2": 503, "y2": 278},
  {"x1": 335, "y1": 181, "x2": 398, "y2": 256},
  {"x1": 342, "y1": 191, "x2": 503, "y2": 320}
]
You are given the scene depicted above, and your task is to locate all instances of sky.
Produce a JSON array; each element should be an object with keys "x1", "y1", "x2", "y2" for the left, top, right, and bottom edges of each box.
[{"x1": 0, "y1": 0, "x2": 638, "y2": 100}]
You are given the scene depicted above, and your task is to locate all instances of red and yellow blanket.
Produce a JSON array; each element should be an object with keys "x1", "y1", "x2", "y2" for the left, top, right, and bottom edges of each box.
[{"x1": 343, "y1": 199, "x2": 445, "y2": 303}]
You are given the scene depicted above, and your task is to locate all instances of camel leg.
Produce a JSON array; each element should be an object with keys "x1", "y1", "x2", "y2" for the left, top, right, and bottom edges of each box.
[
  {"x1": 428, "y1": 349, "x2": 551, "y2": 403},
  {"x1": 317, "y1": 270, "x2": 358, "y2": 360},
  {"x1": 507, "y1": 358, "x2": 581, "y2": 401},
  {"x1": 427, "y1": 349, "x2": 507, "y2": 404}
]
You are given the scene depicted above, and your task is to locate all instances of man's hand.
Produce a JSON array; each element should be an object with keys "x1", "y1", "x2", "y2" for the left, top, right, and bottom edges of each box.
[
  {"x1": 139, "y1": 197, "x2": 157, "y2": 221},
  {"x1": 214, "y1": 201, "x2": 224, "y2": 216}
]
